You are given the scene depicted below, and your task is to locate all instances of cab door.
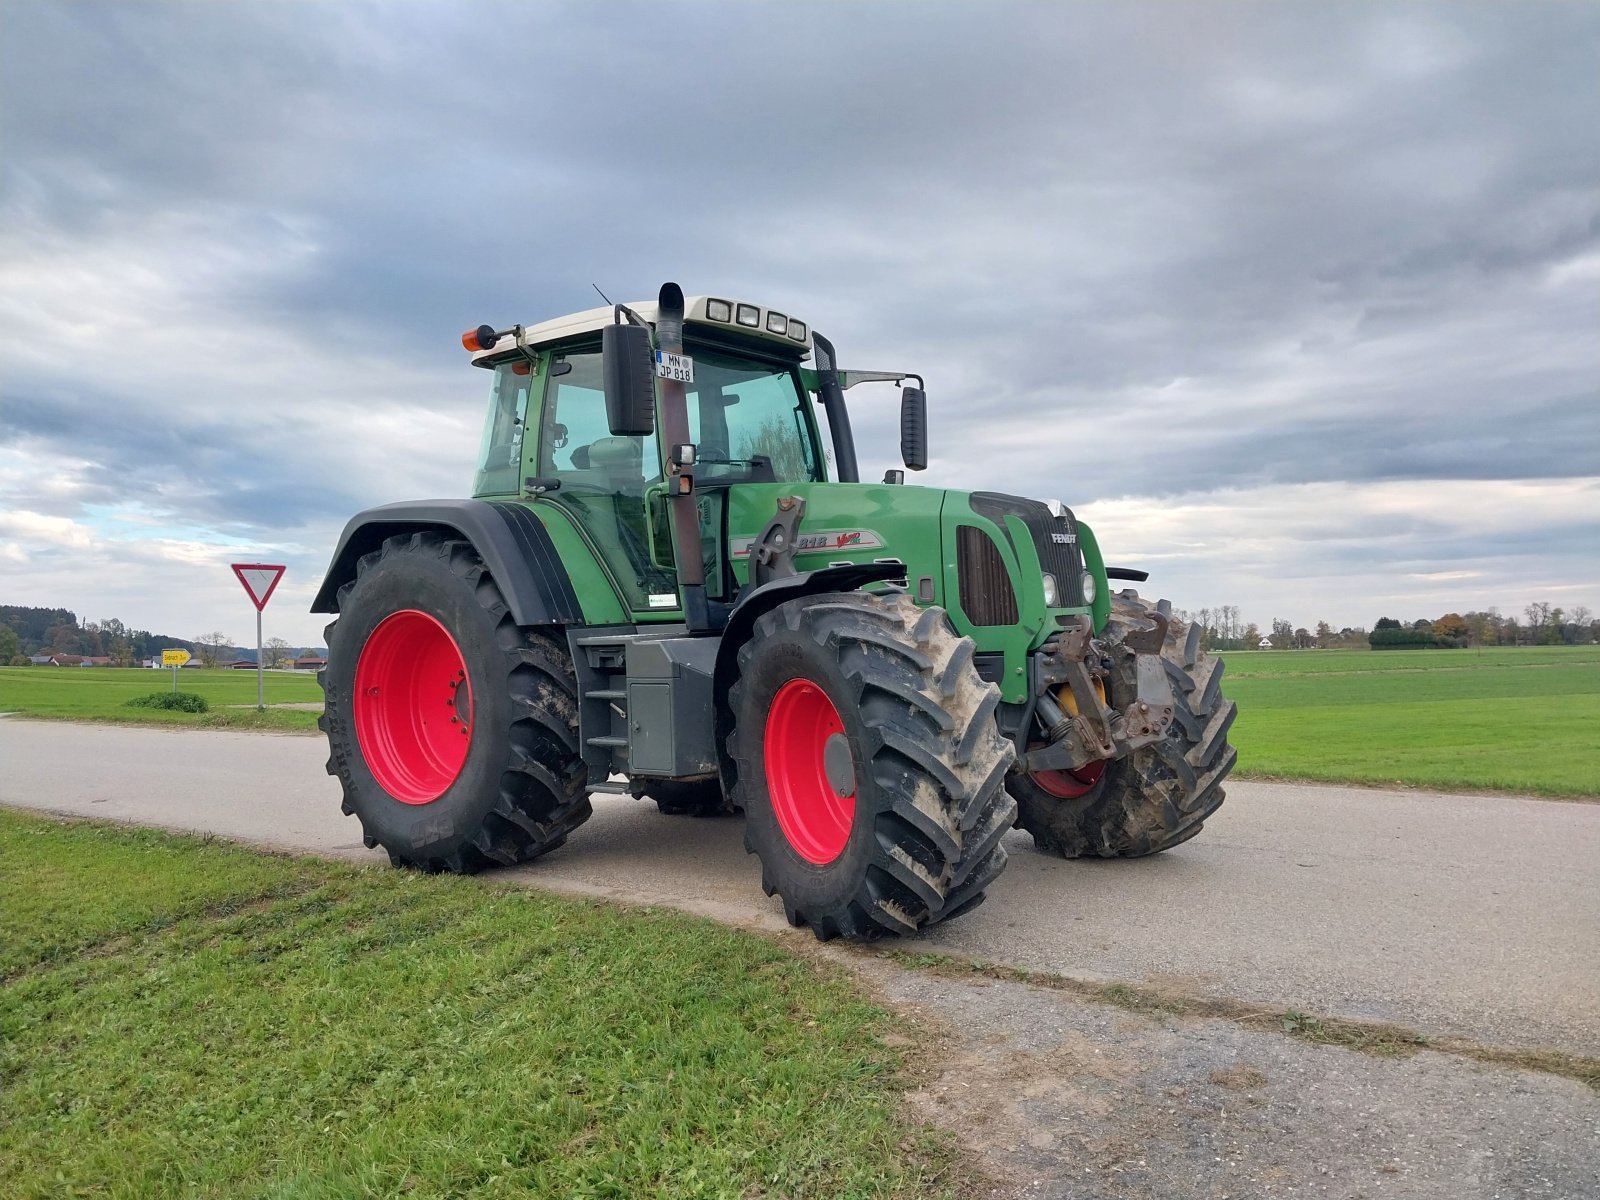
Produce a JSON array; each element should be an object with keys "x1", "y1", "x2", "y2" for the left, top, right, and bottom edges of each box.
[{"x1": 534, "y1": 346, "x2": 679, "y2": 614}]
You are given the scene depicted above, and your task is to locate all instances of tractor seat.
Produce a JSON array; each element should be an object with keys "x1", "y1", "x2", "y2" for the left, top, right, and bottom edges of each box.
[{"x1": 586, "y1": 436, "x2": 646, "y2": 491}]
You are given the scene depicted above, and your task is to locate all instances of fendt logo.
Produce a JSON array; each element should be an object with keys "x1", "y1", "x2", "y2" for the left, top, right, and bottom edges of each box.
[{"x1": 1051, "y1": 532, "x2": 1076, "y2": 545}]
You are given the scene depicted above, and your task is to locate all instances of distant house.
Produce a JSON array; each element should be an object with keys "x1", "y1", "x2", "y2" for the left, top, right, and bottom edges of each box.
[
  {"x1": 293, "y1": 656, "x2": 328, "y2": 671},
  {"x1": 229, "y1": 659, "x2": 259, "y2": 670},
  {"x1": 28, "y1": 655, "x2": 55, "y2": 666},
  {"x1": 1257, "y1": 637, "x2": 1273, "y2": 650},
  {"x1": 79, "y1": 656, "x2": 113, "y2": 667}
]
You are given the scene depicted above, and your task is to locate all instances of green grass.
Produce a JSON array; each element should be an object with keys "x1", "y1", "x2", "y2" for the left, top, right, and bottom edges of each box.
[
  {"x1": 0, "y1": 811, "x2": 963, "y2": 1199},
  {"x1": 1223, "y1": 646, "x2": 1600, "y2": 797},
  {"x1": 0, "y1": 666, "x2": 322, "y2": 731}
]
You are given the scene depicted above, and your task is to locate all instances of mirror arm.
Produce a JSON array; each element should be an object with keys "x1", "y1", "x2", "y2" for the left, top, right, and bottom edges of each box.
[{"x1": 613, "y1": 303, "x2": 653, "y2": 333}]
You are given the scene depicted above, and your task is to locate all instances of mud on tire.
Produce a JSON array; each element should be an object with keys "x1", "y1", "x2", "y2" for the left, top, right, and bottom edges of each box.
[
  {"x1": 1011, "y1": 590, "x2": 1237, "y2": 859},
  {"x1": 319, "y1": 532, "x2": 590, "y2": 872},
  {"x1": 729, "y1": 590, "x2": 1017, "y2": 941}
]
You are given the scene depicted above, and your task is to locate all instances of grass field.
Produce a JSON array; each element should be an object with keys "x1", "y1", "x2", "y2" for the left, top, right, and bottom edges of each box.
[
  {"x1": 0, "y1": 666, "x2": 322, "y2": 731},
  {"x1": 0, "y1": 811, "x2": 963, "y2": 1199},
  {"x1": 1224, "y1": 645, "x2": 1600, "y2": 798}
]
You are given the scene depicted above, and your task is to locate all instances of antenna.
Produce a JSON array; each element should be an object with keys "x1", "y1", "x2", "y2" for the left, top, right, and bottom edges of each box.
[{"x1": 591, "y1": 283, "x2": 613, "y2": 306}]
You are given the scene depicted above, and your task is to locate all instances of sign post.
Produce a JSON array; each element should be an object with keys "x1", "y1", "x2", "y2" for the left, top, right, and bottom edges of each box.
[
  {"x1": 230, "y1": 563, "x2": 286, "y2": 712},
  {"x1": 161, "y1": 648, "x2": 191, "y2": 693}
]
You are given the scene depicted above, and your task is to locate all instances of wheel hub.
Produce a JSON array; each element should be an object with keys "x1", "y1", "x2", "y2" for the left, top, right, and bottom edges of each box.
[
  {"x1": 1029, "y1": 753, "x2": 1106, "y2": 799},
  {"x1": 764, "y1": 678, "x2": 856, "y2": 865},
  {"x1": 822, "y1": 732, "x2": 856, "y2": 798},
  {"x1": 353, "y1": 610, "x2": 473, "y2": 805}
]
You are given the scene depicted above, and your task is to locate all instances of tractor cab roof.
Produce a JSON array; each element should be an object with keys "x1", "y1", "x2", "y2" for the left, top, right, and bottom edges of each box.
[{"x1": 469, "y1": 295, "x2": 814, "y2": 367}]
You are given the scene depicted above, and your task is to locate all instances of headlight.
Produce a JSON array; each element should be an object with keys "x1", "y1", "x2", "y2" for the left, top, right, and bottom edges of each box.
[
  {"x1": 1081, "y1": 570, "x2": 1097, "y2": 604},
  {"x1": 1041, "y1": 573, "x2": 1058, "y2": 607}
]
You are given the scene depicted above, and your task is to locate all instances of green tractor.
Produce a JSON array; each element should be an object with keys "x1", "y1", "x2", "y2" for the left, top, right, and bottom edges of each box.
[{"x1": 314, "y1": 284, "x2": 1236, "y2": 940}]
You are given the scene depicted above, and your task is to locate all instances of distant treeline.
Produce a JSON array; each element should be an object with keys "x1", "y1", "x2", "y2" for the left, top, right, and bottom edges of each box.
[
  {"x1": 1369, "y1": 605, "x2": 1594, "y2": 650},
  {"x1": 0, "y1": 605, "x2": 322, "y2": 667},
  {"x1": 1178, "y1": 603, "x2": 1595, "y2": 651},
  {"x1": 0, "y1": 605, "x2": 197, "y2": 665}
]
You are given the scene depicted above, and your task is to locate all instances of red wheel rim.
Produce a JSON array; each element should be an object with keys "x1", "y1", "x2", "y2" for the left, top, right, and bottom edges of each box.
[
  {"x1": 1030, "y1": 752, "x2": 1105, "y2": 799},
  {"x1": 765, "y1": 678, "x2": 856, "y2": 865},
  {"x1": 354, "y1": 610, "x2": 472, "y2": 805}
]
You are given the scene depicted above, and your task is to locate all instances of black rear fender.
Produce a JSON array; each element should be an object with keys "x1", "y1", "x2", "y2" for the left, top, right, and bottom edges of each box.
[{"x1": 311, "y1": 500, "x2": 584, "y2": 626}]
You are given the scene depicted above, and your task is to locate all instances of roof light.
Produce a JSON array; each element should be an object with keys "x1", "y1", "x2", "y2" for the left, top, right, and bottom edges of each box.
[
  {"x1": 706, "y1": 298, "x2": 733, "y2": 322},
  {"x1": 736, "y1": 303, "x2": 760, "y2": 328},
  {"x1": 766, "y1": 311, "x2": 788, "y2": 335},
  {"x1": 461, "y1": 324, "x2": 498, "y2": 352},
  {"x1": 787, "y1": 319, "x2": 807, "y2": 342}
]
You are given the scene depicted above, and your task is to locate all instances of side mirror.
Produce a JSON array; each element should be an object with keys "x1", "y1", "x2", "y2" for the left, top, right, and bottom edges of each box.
[
  {"x1": 900, "y1": 386, "x2": 927, "y2": 471},
  {"x1": 602, "y1": 323, "x2": 656, "y2": 437}
]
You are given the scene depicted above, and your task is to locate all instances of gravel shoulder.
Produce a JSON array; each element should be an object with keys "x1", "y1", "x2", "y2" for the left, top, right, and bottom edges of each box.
[{"x1": 850, "y1": 961, "x2": 1600, "y2": 1200}]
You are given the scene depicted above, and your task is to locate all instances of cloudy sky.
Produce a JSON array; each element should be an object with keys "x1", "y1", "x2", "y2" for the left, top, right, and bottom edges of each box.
[{"x1": 2, "y1": 1, "x2": 1596, "y2": 646}]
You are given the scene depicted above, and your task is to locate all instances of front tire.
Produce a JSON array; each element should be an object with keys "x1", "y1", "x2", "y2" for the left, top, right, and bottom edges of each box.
[
  {"x1": 319, "y1": 532, "x2": 590, "y2": 872},
  {"x1": 1011, "y1": 591, "x2": 1237, "y2": 859},
  {"x1": 729, "y1": 591, "x2": 1016, "y2": 941}
]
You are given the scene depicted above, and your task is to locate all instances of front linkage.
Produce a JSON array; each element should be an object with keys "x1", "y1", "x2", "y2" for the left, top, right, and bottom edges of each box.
[
  {"x1": 1023, "y1": 606, "x2": 1177, "y2": 778},
  {"x1": 1008, "y1": 591, "x2": 1237, "y2": 861}
]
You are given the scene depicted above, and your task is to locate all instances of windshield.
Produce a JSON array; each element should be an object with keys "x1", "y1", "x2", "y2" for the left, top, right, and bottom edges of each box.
[
  {"x1": 535, "y1": 341, "x2": 821, "y2": 611},
  {"x1": 538, "y1": 346, "x2": 820, "y2": 483},
  {"x1": 683, "y1": 348, "x2": 821, "y2": 483}
]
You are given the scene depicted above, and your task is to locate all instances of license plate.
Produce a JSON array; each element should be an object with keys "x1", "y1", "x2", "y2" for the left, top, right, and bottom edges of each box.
[{"x1": 654, "y1": 352, "x2": 694, "y2": 383}]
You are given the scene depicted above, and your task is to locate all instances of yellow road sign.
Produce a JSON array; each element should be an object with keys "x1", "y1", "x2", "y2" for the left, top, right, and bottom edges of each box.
[{"x1": 162, "y1": 649, "x2": 192, "y2": 667}]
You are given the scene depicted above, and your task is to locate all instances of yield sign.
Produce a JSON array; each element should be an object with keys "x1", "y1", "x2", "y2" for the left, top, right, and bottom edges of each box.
[{"x1": 231, "y1": 563, "x2": 286, "y2": 611}]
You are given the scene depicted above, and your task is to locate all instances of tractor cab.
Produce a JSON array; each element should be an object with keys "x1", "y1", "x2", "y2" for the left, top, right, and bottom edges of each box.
[{"x1": 463, "y1": 290, "x2": 918, "y2": 625}]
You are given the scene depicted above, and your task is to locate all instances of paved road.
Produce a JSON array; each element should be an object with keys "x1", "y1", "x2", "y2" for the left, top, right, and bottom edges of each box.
[{"x1": 4, "y1": 718, "x2": 1597, "y2": 1056}]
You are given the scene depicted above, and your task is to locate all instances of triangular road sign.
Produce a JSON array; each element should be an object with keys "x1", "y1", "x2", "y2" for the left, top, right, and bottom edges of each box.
[{"x1": 231, "y1": 563, "x2": 286, "y2": 611}]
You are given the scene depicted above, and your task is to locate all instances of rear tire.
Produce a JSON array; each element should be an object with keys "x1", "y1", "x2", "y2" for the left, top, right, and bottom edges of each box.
[
  {"x1": 319, "y1": 532, "x2": 590, "y2": 872},
  {"x1": 729, "y1": 591, "x2": 1016, "y2": 941},
  {"x1": 1011, "y1": 591, "x2": 1237, "y2": 859}
]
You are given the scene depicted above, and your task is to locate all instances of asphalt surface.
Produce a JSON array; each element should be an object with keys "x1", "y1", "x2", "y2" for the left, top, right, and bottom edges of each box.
[{"x1": 3, "y1": 718, "x2": 1597, "y2": 1056}]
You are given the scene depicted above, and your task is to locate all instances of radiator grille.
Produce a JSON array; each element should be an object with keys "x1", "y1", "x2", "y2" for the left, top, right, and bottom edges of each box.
[
  {"x1": 956, "y1": 525, "x2": 1019, "y2": 626},
  {"x1": 969, "y1": 492, "x2": 1085, "y2": 608}
]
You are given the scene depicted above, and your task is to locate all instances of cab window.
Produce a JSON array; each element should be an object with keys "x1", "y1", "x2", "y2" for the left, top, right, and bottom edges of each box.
[
  {"x1": 684, "y1": 348, "x2": 821, "y2": 483},
  {"x1": 471, "y1": 364, "x2": 531, "y2": 497}
]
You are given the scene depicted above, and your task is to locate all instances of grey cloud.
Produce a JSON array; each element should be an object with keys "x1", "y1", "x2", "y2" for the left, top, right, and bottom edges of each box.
[{"x1": 2, "y1": 2, "x2": 1597, "y2": 630}]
